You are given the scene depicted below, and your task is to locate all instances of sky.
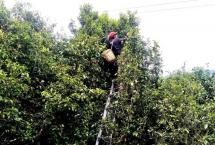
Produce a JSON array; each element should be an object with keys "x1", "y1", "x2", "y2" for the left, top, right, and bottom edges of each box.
[{"x1": 4, "y1": 0, "x2": 215, "y2": 74}]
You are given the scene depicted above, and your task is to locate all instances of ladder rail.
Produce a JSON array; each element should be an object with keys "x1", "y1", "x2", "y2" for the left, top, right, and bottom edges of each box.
[{"x1": 95, "y1": 80, "x2": 115, "y2": 145}]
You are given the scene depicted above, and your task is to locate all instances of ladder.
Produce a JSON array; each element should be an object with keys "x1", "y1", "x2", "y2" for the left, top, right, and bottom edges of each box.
[{"x1": 95, "y1": 80, "x2": 116, "y2": 145}]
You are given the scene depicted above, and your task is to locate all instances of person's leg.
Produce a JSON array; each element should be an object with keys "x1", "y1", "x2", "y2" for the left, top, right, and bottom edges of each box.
[
  {"x1": 110, "y1": 61, "x2": 118, "y2": 78},
  {"x1": 100, "y1": 59, "x2": 114, "y2": 88}
]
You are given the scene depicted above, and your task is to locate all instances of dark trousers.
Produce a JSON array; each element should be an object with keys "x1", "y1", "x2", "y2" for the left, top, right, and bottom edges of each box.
[
  {"x1": 100, "y1": 59, "x2": 119, "y2": 90},
  {"x1": 101, "y1": 58, "x2": 118, "y2": 78}
]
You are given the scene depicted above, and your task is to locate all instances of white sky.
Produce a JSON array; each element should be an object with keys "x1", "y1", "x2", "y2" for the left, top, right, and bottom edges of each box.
[{"x1": 4, "y1": 0, "x2": 215, "y2": 74}]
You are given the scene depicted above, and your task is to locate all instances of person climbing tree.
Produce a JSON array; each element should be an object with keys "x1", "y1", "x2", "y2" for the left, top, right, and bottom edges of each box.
[{"x1": 101, "y1": 31, "x2": 128, "y2": 78}]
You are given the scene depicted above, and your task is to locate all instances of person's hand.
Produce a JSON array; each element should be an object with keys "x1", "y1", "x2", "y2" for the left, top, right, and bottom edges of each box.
[{"x1": 100, "y1": 37, "x2": 106, "y2": 43}]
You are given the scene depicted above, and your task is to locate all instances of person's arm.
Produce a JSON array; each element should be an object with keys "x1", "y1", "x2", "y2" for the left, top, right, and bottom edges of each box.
[
  {"x1": 119, "y1": 37, "x2": 127, "y2": 45},
  {"x1": 101, "y1": 37, "x2": 112, "y2": 49},
  {"x1": 120, "y1": 32, "x2": 129, "y2": 44},
  {"x1": 100, "y1": 37, "x2": 106, "y2": 43}
]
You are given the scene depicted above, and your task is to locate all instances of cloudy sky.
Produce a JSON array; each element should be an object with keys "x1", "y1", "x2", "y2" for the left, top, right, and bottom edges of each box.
[{"x1": 5, "y1": 0, "x2": 215, "y2": 73}]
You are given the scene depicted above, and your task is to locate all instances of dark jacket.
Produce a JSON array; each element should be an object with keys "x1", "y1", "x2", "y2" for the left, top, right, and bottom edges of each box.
[
  {"x1": 111, "y1": 37, "x2": 126, "y2": 55},
  {"x1": 101, "y1": 36, "x2": 127, "y2": 56}
]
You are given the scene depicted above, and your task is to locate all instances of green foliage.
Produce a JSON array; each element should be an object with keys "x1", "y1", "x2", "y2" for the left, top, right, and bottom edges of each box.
[
  {"x1": 11, "y1": 2, "x2": 48, "y2": 32},
  {"x1": 78, "y1": 4, "x2": 100, "y2": 36},
  {"x1": 192, "y1": 67, "x2": 215, "y2": 103},
  {"x1": 0, "y1": 2, "x2": 10, "y2": 29},
  {"x1": 145, "y1": 71, "x2": 214, "y2": 145},
  {"x1": 0, "y1": 2, "x2": 56, "y2": 144},
  {"x1": 0, "y1": 2, "x2": 214, "y2": 145}
]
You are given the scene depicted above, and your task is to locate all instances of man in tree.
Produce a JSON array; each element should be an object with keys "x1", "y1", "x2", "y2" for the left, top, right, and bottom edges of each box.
[{"x1": 101, "y1": 31, "x2": 128, "y2": 79}]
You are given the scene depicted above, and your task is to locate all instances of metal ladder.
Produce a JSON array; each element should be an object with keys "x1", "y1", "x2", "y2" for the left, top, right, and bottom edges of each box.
[{"x1": 95, "y1": 80, "x2": 116, "y2": 145}]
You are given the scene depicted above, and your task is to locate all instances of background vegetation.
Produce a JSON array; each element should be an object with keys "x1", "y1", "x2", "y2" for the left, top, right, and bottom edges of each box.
[{"x1": 0, "y1": 2, "x2": 214, "y2": 145}]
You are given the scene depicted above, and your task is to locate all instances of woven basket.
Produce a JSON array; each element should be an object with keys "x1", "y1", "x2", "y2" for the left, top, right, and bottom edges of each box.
[{"x1": 102, "y1": 49, "x2": 116, "y2": 63}]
